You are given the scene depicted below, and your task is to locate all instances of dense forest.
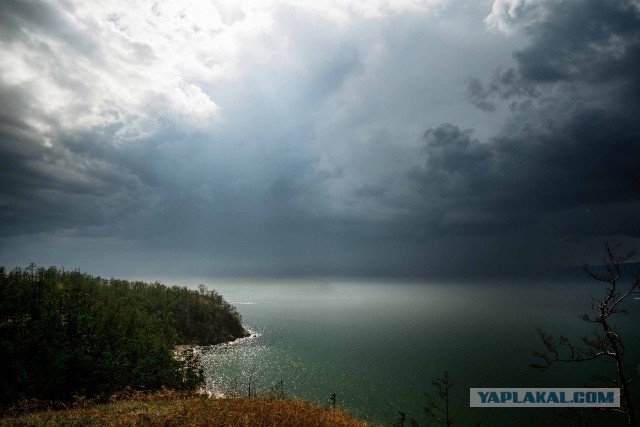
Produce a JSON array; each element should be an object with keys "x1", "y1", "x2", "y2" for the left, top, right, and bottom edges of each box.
[{"x1": 0, "y1": 264, "x2": 248, "y2": 409}]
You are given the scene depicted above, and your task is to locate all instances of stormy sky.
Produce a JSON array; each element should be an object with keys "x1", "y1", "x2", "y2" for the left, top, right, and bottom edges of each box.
[{"x1": 1, "y1": 0, "x2": 639, "y2": 279}]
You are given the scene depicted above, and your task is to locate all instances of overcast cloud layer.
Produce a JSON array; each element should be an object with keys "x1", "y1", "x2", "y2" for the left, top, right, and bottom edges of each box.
[{"x1": 1, "y1": 0, "x2": 639, "y2": 279}]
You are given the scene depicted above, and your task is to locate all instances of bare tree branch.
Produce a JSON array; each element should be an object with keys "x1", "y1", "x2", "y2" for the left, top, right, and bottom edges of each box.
[{"x1": 532, "y1": 244, "x2": 637, "y2": 426}]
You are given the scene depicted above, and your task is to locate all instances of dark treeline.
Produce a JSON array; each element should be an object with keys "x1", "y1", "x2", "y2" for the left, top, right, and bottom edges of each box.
[{"x1": 0, "y1": 264, "x2": 248, "y2": 408}]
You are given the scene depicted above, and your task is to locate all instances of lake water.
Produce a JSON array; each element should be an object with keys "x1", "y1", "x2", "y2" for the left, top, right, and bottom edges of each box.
[{"x1": 195, "y1": 279, "x2": 640, "y2": 426}]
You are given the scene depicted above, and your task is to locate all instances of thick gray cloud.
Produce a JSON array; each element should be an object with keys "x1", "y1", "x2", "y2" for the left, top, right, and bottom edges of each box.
[
  {"x1": 1, "y1": 0, "x2": 639, "y2": 279},
  {"x1": 469, "y1": 0, "x2": 640, "y2": 108},
  {"x1": 350, "y1": 0, "x2": 640, "y2": 272},
  {"x1": 451, "y1": 0, "x2": 640, "y2": 236},
  {"x1": 465, "y1": 68, "x2": 539, "y2": 111}
]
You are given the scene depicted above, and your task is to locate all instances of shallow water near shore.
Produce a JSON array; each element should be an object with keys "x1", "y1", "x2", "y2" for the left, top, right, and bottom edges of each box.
[{"x1": 196, "y1": 279, "x2": 640, "y2": 426}]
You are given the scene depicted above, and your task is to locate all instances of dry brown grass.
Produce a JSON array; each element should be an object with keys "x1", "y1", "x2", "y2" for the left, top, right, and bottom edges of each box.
[{"x1": 0, "y1": 394, "x2": 375, "y2": 427}]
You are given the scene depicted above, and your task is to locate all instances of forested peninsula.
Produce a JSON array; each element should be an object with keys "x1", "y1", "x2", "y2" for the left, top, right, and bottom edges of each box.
[{"x1": 0, "y1": 265, "x2": 249, "y2": 410}]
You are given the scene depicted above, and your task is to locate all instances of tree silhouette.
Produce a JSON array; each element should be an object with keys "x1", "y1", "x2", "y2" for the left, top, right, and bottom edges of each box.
[
  {"x1": 242, "y1": 366, "x2": 259, "y2": 397},
  {"x1": 329, "y1": 392, "x2": 336, "y2": 409},
  {"x1": 532, "y1": 243, "x2": 639, "y2": 426},
  {"x1": 423, "y1": 369, "x2": 455, "y2": 426},
  {"x1": 393, "y1": 411, "x2": 406, "y2": 427}
]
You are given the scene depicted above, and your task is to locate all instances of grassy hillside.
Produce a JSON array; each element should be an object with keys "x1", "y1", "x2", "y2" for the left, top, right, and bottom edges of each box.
[{"x1": 0, "y1": 394, "x2": 373, "y2": 427}]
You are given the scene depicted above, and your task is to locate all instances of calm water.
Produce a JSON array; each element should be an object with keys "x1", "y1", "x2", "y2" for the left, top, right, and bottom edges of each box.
[{"x1": 195, "y1": 279, "x2": 639, "y2": 426}]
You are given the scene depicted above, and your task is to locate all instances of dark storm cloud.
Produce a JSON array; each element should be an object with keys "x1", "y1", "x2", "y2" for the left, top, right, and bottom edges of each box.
[
  {"x1": 419, "y1": 0, "x2": 640, "y2": 239},
  {"x1": 0, "y1": 115, "x2": 153, "y2": 237},
  {"x1": 2, "y1": 0, "x2": 640, "y2": 278},
  {"x1": 465, "y1": 69, "x2": 539, "y2": 112},
  {"x1": 470, "y1": 0, "x2": 640, "y2": 105},
  {"x1": 513, "y1": 0, "x2": 640, "y2": 84},
  {"x1": 408, "y1": 111, "x2": 640, "y2": 236},
  {"x1": 0, "y1": 1, "x2": 156, "y2": 236},
  {"x1": 0, "y1": 90, "x2": 155, "y2": 239},
  {"x1": 467, "y1": 0, "x2": 640, "y2": 116}
]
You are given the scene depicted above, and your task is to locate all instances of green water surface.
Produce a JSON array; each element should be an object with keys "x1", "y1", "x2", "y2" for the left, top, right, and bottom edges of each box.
[{"x1": 198, "y1": 279, "x2": 639, "y2": 426}]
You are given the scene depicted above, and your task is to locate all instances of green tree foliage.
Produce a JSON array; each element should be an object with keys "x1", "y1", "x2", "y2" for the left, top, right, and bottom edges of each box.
[{"x1": 0, "y1": 265, "x2": 247, "y2": 408}]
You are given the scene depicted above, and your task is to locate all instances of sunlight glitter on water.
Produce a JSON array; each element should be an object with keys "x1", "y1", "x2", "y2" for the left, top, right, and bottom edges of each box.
[
  {"x1": 195, "y1": 280, "x2": 640, "y2": 426},
  {"x1": 200, "y1": 331, "x2": 311, "y2": 398}
]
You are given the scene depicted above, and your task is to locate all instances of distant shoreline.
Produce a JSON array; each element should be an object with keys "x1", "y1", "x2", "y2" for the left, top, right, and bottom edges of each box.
[{"x1": 174, "y1": 327, "x2": 258, "y2": 355}]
